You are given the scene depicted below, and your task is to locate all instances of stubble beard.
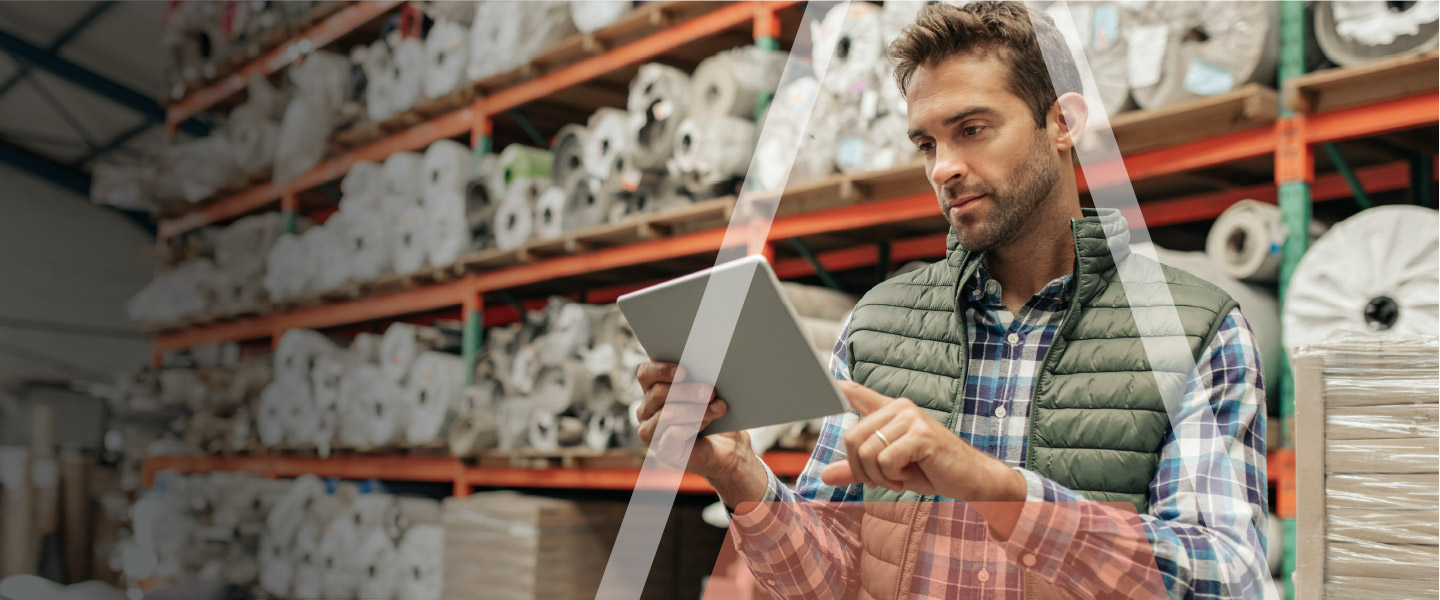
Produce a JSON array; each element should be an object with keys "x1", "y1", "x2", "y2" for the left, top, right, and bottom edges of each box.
[{"x1": 945, "y1": 134, "x2": 1061, "y2": 252}]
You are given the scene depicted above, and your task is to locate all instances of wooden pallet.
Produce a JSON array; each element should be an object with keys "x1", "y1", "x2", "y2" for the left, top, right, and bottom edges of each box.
[
  {"x1": 757, "y1": 158, "x2": 931, "y2": 218},
  {"x1": 1287, "y1": 50, "x2": 1439, "y2": 114},
  {"x1": 1097, "y1": 84, "x2": 1279, "y2": 156},
  {"x1": 471, "y1": 448, "x2": 646, "y2": 470}
]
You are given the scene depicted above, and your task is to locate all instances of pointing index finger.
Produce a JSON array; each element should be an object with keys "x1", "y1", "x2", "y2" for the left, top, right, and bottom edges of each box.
[{"x1": 840, "y1": 381, "x2": 895, "y2": 416}]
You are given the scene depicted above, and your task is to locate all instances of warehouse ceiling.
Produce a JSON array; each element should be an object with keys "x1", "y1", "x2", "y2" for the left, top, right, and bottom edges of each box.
[{"x1": 0, "y1": 1, "x2": 203, "y2": 205}]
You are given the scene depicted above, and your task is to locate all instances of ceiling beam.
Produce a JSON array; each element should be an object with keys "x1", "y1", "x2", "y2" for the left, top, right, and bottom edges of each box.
[
  {"x1": 72, "y1": 118, "x2": 151, "y2": 167},
  {"x1": 0, "y1": 136, "x2": 154, "y2": 235},
  {"x1": 0, "y1": 1, "x2": 117, "y2": 100},
  {"x1": 0, "y1": 28, "x2": 209, "y2": 137}
]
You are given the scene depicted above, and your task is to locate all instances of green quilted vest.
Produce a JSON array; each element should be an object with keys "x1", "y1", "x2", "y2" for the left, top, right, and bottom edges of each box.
[{"x1": 846, "y1": 208, "x2": 1237, "y2": 512}]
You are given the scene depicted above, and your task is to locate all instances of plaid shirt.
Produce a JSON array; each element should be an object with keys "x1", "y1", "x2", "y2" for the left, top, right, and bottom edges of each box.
[{"x1": 732, "y1": 264, "x2": 1270, "y2": 599}]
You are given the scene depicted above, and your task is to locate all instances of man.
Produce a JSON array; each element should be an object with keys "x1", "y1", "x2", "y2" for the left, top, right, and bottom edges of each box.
[{"x1": 636, "y1": 2, "x2": 1268, "y2": 598}]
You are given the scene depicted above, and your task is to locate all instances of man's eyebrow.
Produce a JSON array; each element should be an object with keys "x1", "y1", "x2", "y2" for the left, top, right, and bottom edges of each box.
[{"x1": 907, "y1": 106, "x2": 996, "y2": 141}]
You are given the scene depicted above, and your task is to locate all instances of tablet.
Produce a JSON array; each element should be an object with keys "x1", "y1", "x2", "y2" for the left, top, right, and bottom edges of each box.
[{"x1": 618, "y1": 254, "x2": 851, "y2": 435}]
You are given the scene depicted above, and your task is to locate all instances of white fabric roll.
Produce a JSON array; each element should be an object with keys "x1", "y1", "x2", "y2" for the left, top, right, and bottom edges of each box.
[
  {"x1": 427, "y1": 186, "x2": 471, "y2": 266},
  {"x1": 1048, "y1": 2, "x2": 1132, "y2": 122},
  {"x1": 396, "y1": 524, "x2": 445, "y2": 599},
  {"x1": 275, "y1": 328, "x2": 338, "y2": 385},
  {"x1": 1283, "y1": 205, "x2": 1440, "y2": 353},
  {"x1": 392, "y1": 204, "x2": 431, "y2": 275},
  {"x1": 290, "y1": 521, "x2": 325, "y2": 599},
  {"x1": 274, "y1": 96, "x2": 332, "y2": 184},
  {"x1": 423, "y1": 18, "x2": 471, "y2": 98},
  {"x1": 355, "y1": 527, "x2": 401, "y2": 600},
  {"x1": 671, "y1": 114, "x2": 756, "y2": 192},
  {"x1": 363, "y1": 40, "x2": 396, "y2": 121},
  {"x1": 286, "y1": 390, "x2": 323, "y2": 447},
  {"x1": 528, "y1": 412, "x2": 585, "y2": 451},
  {"x1": 383, "y1": 497, "x2": 442, "y2": 543},
  {"x1": 469, "y1": 1, "x2": 576, "y2": 81},
  {"x1": 494, "y1": 178, "x2": 548, "y2": 250},
  {"x1": 551, "y1": 123, "x2": 589, "y2": 186},
  {"x1": 226, "y1": 103, "x2": 279, "y2": 175},
  {"x1": 627, "y1": 63, "x2": 691, "y2": 170},
  {"x1": 465, "y1": 175, "x2": 501, "y2": 251},
  {"x1": 1317, "y1": 1, "x2": 1439, "y2": 67},
  {"x1": 258, "y1": 531, "x2": 294, "y2": 597},
  {"x1": 584, "y1": 410, "x2": 622, "y2": 451},
  {"x1": 351, "y1": 332, "x2": 384, "y2": 363},
  {"x1": 383, "y1": 151, "x2": 425, "y2": 206},
  {"x1": 584, "y1": 108, "x2": 632, "y2": 179},
  {"x1": 342, "y1": 160, "x2": 384, "y2": 212},
  {"x1": 380, "y1": 323, "x2": 451, "y2": 384},
  {"x1": 811, "y1": 2, "x2": 886, "y2": 100},
  {"x1": 533, "y1": 184, "x2": 568, "y2": 241},
  {"x1": 1125, "y1": 2, "x2": 1277, "y2": 110},
  {"x1": 388, "y1": 37, "x2": 428, "y2": 115},
  {"x1": 257, "y1": 378, "x2": 303, "y2": 447},
  {"x1": 496, "y1": 398, "x2": 533, "y2": 450},
  {"x1": 537, "y1": 301, "x2": 597, "y2": 359},
  {"x1": 421, "y1": 139, "x2": 474, "y2": 201},
  {"x1": 449, "y1": 383, "x2": 500, "y2": 456},
  {"x1": 338, "y1": 363, "x2": 405, "y2": 447},
  {"x1": 320, "y1": 514, "x2": 362, "y2": 600},
  {"x1": 310, "y1": 220, "x2": 354, "y2": 293},
  {"x1": 289, "y1": 50, "x2": 352, "y2": 115},
  {"x1": 403, "y1": 351, "x2": 467, "y2": 446},
  {"x1": 754, "y1": 77, "x2": 828, "y2": 191},
  {"x1": 509, "y1": 345, "x2": 541, "y2": 395},
  {"x1": 311, "y1": 355, "x2": 348, "y2": 411},
  {"x1": 1205, "y1": 200, "x2": 1289, "y2": 282},
  {"x1": 572, "y1": 0, "x2": 632, "y2": 33},
  {"x1": 343, "y1": 210, "x2": 395, "y2": 282},
  {"x1": 688, "y1": 46, "x2": 786, "y2": 121},
  {"x1": 530, "y1": 362, "x2": 585, "y2": 415},
  {"x1": 561, "y1": 174, "x2": 610, "y2": 232}
]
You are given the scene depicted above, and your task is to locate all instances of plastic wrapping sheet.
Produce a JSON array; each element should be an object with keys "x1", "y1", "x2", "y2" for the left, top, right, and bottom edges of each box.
[
  {"x1": 1326, "y1": 473, "x2": 1439, "y2": 510},
  {"x1": 1324, "y1": 540, "x2": 1439, "y2": 581},
  {"x1": 1327, "y1": 404, "x2": 1439, "y2": 440},
  {"x1": 1326, "y1": 508, "x2": 1440, "y2": 546},
  {"x1": 1325, "y1": 575, "x2": 1440, "y2": 600}
]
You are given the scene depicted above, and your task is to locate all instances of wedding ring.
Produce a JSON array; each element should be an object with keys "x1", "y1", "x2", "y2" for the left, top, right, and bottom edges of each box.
[{"x1": 873, "y1": 430, "x2": 892, "y2": 448}]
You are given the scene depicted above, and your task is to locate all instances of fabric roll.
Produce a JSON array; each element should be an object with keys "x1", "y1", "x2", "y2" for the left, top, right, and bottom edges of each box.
[
  {"x1": 509, "y1": 345, "x2": 541, "y2": 395},
  {"x1": 1283, "y1": 205, "x2": 1440, "y2": 353},
  {"x1": 572, "y1": 0, "x2": 632, "y2": 33},
  {"x1": 537, "y1": 301, "x2": 597, "y2": 359},
  {"x1": 320, "y1": 514, "x2": 362, "y2": 600},
  {"x1": 1316, "y1": 1, "x2": 1439, "y2": 66},
  {"x1": 465, "y1": 177, "x2": 501, "y2": 251},
  {"x1": 382, "y1": 152, "x2": 425, "y2": 206},
  {"x1": 449, "y1": 383, "x2": 500, "y2": 457},
  {"x1": 811, "y1": 2, "x2": 886, "y2": 99},
  {"x1": 258, "y1": 531, "x2": 294, "y2": 597},
  {"x1": 427, "y1": 187, "x2": 471, "y2": 266},
  {"x1": 289, "y1": 50, "x2": 352, "y2": 115},
  {"x1": 344, "y1": 210, "x2": 395, "y2": 282},
  {"x1": 496, "y1": 399, "x2": 533, "y2": 451},
  {"x1": 550, "y1": 123, "x2": 589, "y2": 186},
  {"x1": 1205, "y1": 200, "x2": 1316, "y2": 282},
  {"x1": 671, "y1": 114, "x2": 756, "y2": 194},
  {"x1": 583, "y1": 108, "x2": 633, "y2": 180},
  {"x1": 497, "y1": 144, "x2": 553, "y2": 188},
  {"x1": 584, "y1": 409, "x2": 623, "y2": 451},
  {"x1": 354, "y1": 527, "x2": 401, "y2": 600},
  {"x1": 754, "y1": 77, "x2": 829, "y2": 191},
  {"x1": 527, "y1": 411, "x2": 586, "y2": 451},
  {"x1": 274, "y1": 96, "x2": 332, "y2": 184},
  {"x1": 834, "y1": 111, "x2": 906, "y2": 175},
  {"x1": 533, "y1": 184, "x2": 568, "y2": 241},
  {"x1": 403, "y1": 351, "x2": 467, "y2": 446},
  {"x1": 351, "y1": 332, "x2": 384, "y2": 363},
  {"x1": 342, "y1": 160, "x2": 384, "y2": 212},
  {"x1": 424, "y1": 18, "x2": 471, "y2": 98},
  {"x1": 469, "y1": 1, "x2": 576, "y2": 81},
  {"x1": 363, "y1": 40, "x2": 396, "y2": 121},
  {"x1": 530, "y1": 361, "x2": 586, "y2": 415},
  {"x1": 392, "y1": 204, "x2": 431, "y2": 275},
  {"x1": 561, "y1": 174, "x2": 610, "y2": 232},
  {"x1": 380, "y1": 323, "x2": 451, "y2": 384},
  {"x1": 286, "y1": 390, "x2": 323, "y2": 448},
  {"x1": 311, "y1": 355, "x2": 348, "y2": 411},
  {"x1": 311, "y1": 220, "x2": 354, "y2": 293},
  {"x1": 494, "y1": 178, "x2": 549, "y2": 250},
  {"x1": 388, "y1": 38, "x2": 428, "y2": 115},
  {"x1": 338, "y1": 363, "x2": 405, "y2": 447},
  {"x1": 421, "y1": 139, "x2": 474, "y2": 201},
  {"x1": 383, "y1": 497, "x2": 442, "y2": 543},
  {"x1": 627, "y1": 63, "x2": 691, "y2": 170},
  {"x1": 257, "y1": 378, "x2": 302, "y2": 447},
  {"x1": 275, "y1": 328, "x2": 337, "y2": 385},
  {"x1": 226, "y1": 103, "x2": 279, "y2": 175},
  {"x1": 1125, "y1": 2, "x2": 1278, "y2": 110},
  {"x1": 688, "y1": 46, "x2": 786, "y2": 121},
  {"x1": 396, "y1": 524, "x2": 445, "y2": 599},
  {"x1": 290, "y1": 521, "x2": 325, "y2": 599},
  {"x1": 1047, "y1": 2, "x2": 1133, "y2": 123}
]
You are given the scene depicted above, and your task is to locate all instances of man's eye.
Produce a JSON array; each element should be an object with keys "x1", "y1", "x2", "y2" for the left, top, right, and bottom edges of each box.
[
  {"x1": 917, "y1": 142, "x2": 935, "y2": 153},
  {"x1": 962, "y1": 126, "x2": 985, "y2": 137}
]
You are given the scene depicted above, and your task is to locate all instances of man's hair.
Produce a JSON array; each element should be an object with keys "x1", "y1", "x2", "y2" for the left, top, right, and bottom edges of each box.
[{"x1": 887, "y1": 1, "x2": 1081, "y2": 128}]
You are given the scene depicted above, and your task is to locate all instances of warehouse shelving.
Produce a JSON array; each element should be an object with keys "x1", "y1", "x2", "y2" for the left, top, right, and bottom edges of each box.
[{"x1": 140, "y1": 450, "x2": 810, "y2": 498}]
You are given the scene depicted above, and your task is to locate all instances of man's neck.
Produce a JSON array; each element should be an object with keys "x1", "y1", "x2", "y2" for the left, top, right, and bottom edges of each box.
[{"x1": 983, "y1": 204, "x2": 1083, "y2": 315}]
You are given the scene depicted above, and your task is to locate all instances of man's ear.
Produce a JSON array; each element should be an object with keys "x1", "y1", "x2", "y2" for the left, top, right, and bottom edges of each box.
[{"x1": 1051, "y1": 92, "x2": 1089, "y2": 151}]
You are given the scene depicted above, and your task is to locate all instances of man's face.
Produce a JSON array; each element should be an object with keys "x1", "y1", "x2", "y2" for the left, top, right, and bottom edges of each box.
[{"x1": 905, "y1": 52, "x2": 1061, "y2": 252}]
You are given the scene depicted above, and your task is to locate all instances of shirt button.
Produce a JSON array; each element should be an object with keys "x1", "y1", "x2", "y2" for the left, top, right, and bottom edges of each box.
[
  {"x1": 977, "y1": 569, "x2": 990, "y2": 583},
  {"x1": 994, "y1": 406, "x2": 1008, "y2": 419},
  {"x1": 1006, "y1": 332, "x2": 1020, "y2": 345},
  {"x1": 985, "y1": 280, "x2": 999, "y2": 295},
  {"x1": 1022, "y1": 554, "x2": 1037, "y2": 567},
  {"x1": 971, "y1": 289, "x2": 982, "y2": 298}
]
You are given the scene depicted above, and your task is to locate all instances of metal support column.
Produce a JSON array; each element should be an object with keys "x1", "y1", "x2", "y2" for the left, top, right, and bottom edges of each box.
[
  {"x1": 753, "y1": 5, "x2": 782, "y2": 120},
  {"x1": 1411, "y1": 152, "x2": 1434, "y2": 205},
  {"x1": 281, "y1": 191, "x2": 300, "y2": 234},
  {"x1": 789, "y1": 239, "x2": 843, "y2": 291},
  {"x1": 462, "y1": 291, "x2": 484, "y2": 386},
  {"x1": 1321, "y1": 143, "x2": 1372, "y2": 210},
  {"x1": 1276, "y1": 3, "x2": 1312, "y2": 599}
]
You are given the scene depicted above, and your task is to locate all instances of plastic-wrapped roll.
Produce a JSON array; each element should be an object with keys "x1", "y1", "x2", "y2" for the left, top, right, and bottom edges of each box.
[
  {"x1": 286, "y1": 391, "x2": 323, "y2": 447},
  {"x1": 392, "y1": 204, "x2": 431, "y2": 275},
  {"x1": 363, "y1": 40, "x2": 396, "y2": 121},
  {"x1": 493, "y1": 178, "x2": 548, "y2": 250},
  {"x1": 343, "y1": 210, "x2": 394, "y2": 282},
  {"x1": 380, "y1": 323, "x2": 454, "y2": 384},
  {"x1": 387, "y1": 38, "x2": 427, "y2": 115},
  {"x1": 383, "y1": 152, "x2": 425, "y2": 206},
  {"x1": 497, "y1": 144, "x2": 553, "y2": 188},
  {"x1": 469, "y1": 1, "x2": 576, "y2": 81},
  {"x1": 274, "y1": 96, "x2": 332, "y2": 184},
  {"x1": 688, "y1": 46, "x2": 786, "y2": 121},
  {"x1": 1206, "y1": 200, "x2": 1324, "y2": 283},
  {"x1": 310, "y1": 221, "x2": 353, "y2": 293},
  {"x1": 320, "y1": 515, "x2": 362, "y2": 600},
  {"x1": 671, "y1": 114, "x2": 756, "y2": 193},
  {"x1": 354, "y1": 527, "x2": 401, "y2": 600},
  {"x1": 421, "y1": 139, "x2": 474, "y2": 202},
  {"x1": 260, "y1": 232, "x2": 298, "y2": 300},
  {"x1": 448, "y1": 384, "x2": 500, "y2": 457},
  {"x1": 383, "y1": 497, "x2": 442, "y2": 543},
  {"x1": 533, "y1": 185, "x2": 568, "y2": 241},
  {"x1": 1049, "y1": 2, "x2": 1132, "y2": 120},
  {"x1": 834, "y1": 112, "x2": 906, "y2": 175},
  {"x1": 258, "y1": 532, "x2": 293, "y2": 598},
  {"x1": 530, "y1": 362, "x2": 585, "y2": 415},
  {"x1": 754, "y1": 77, "x2": 829, "y2": 191},
  {"x1": 226, "y1": 103, "x2": 279, "y2": 175},
  {"x1": 311, "y1": 355, "x2": 348, "y2": 412},
  {"x1": 257, "y1": 378, "x2": 301, "y2": 447},
  {"x1": 403, "y1": 351, "x2": 467, "y2": 446},
  {"x1": 561, "y1": 174, "x2": 610, "y2": 232},
  {"x1": 427, "y1": 187, "x2": 471, "y2": 266},
  {"x1": 538, "y1": 301, "x2": 598, "y2": 359},
  {"x1": 1316, "y1": 1, "x2": 1439, "y2": 66},
  {"x1": 290, "y1": 522, "x2": 325, "y2": 599},
  {"x1": 395, "y1": 524, "x2": 444, "y2": 599},
  {"x1": 528, "y1": 412, "x2": 585, "y2": 451},
  {"x1": 289, "y1": 50, "x2": 352, "y2": 114},
  {"x1": 811, "y1": 2, "x2": 886, "y2": 99},
  {"x1": 1125, "y1": 2, "x2": 1278, "y2": 110},
  {"x1": 423, "y1": 18, "x2": 471, "y2": 98},
  {"x1": 495, "y1": 399, "x2": 533, "y2": 450},
  {"x1": 550, "y1": 123, "x2": 589, "y2": 186},
  {"x1": 275, "y1": 328, "x2": 338, "y2": 384},
  {"x1": 342, "y1": 160, "x2": 384, "y2": 211},
  {"x1": 572, "y1": 0, "x2": 632, "y2": 33},
  {"x1": 509, "y1": 344, "x2": 541, "y2": 395},
  {"x1": 351, "y1": 332, "x2": 383, "y2": 363},
  {"x1": 584, "y1": 108, "x2": 633, "y2": 181},
  {"x1": 584, "y1": 409, "x2": 623, "y2": 451},
  {"x1": 465, "y1": 177, "x2": 501, "y2": 251},
  {"x1": 1283, "y1": 206, "x2": 1439, "y2": 354},
  {"x1": 627, "y1": 63, "x2": 691, "y2": 170}
]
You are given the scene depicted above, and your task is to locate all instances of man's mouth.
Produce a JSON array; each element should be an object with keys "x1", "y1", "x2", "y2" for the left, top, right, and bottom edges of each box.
[{"x1": 947, "y1": 194, "x2": 986, "y2": 212}]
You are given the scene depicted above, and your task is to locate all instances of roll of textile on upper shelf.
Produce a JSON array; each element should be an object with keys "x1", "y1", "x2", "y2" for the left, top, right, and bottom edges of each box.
[
  {"x1": 424, "y1": 18, "x2": 472, "y2": 98},
  {"x1": 534, "y1": 185, "x2": 569, "y2": 241},
  {"x1": 583, "y1": 107, "x2": 633, "y2": 180},
  {"x1": 551, "y1": 123, "x2": 589, "y2": 185},
  {"x1": 380, "y1": 322, "x2": 462, "y2": 385},
  {"x1": 361, "y1": 39, "x2": 396, "y2": 121},
  {"x1": 1283, "y1": 205, "x2": 1440, "y2": 354},
  {"x1": 754, "y1": 76, "x2": 831, "y2": 191},
  {"x1": 688, "y1": 46, "x2": 787, "y2": 121},
  {"x1": 671, "y1": 114, "x2": 757, "y2": 196},
  {"x1": 392, "y1": 204, "x2": 432, "y2": 274},
  {"x1": 421, "y1": 139, "x2": 474, "y2": 201},
  {"x1": 572, "y1": 0, "x2": 634, "y2": 33},
  {"x1": 427, "y1": 187, "x2": 472, "y2": 266},
  {"x1": 1139, "y1": 244, "x2": 1282, "y2": 397},
  {"x1": 811, "y1": 2, "x2": 886, "y2": 100},
  {"x1": 341, "y1": 209, "x2": 395, "y2": 282},
  {"x1": 463, "y1": 174, "x2": 502, "y2": 252},
  {"x1": 382, "y1": 151, "x2": 425, "y2": 206},
  {"x1": 494, "y1": 178, "x2": 550, "y2": 250},
  {"x1": 628, "y1": 63, "x2": 692, "y2": 171},
  {"x1": 274, "y1": 96, "x2": 333, "y2": 184},
  {"x1": 497, "y1": 143, "x2": 554, "y2": 189},
  {"x1": 387, "y1": 37, "x2": 428, "y2": 115},
  {"x1": 396, "y1": 524, "x2": 445, "y2": 599},
  {"x1": 403, "y1": 351, "x2": 468, "y2": 446},
  {"x1": 1045, "y1": 1, "x2": 1133, "y2": 148},
  {"x1": 309, "y1": 220, "x2": 354, "y2": 293},
  {"x1": 337, "y1": 363, "x2": 402, "y2": 448},
  {"x1": 562, "y1": 174, "x2": 611, "y2": 232},
  {"x1": 1206, "y1": 200, "x2": 1327, "y2": 283},
  {"x1": 225, "y1": 102, "x2": 279, "y2": 176},
  {"x1": 341, "y1": 160, "x2": 384, "y2": 212},
  {"x1": 469, "y1": 1, "x2": 576, "y2": 82},
  {"x1": 1316, "y1": 1, "x2": 1439, "y2": 66},
  {"x1": 1124, "y1": 1, "x2": 1278, "y2": 110}
]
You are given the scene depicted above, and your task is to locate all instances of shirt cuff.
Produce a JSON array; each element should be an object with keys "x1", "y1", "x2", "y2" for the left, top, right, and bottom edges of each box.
[
  {"x1": 1001, "y1": 468, "x2": 1083, "y2": 581},
  {"x1": 727, "y1": 465, "x2": 790, "y2": 552}
]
